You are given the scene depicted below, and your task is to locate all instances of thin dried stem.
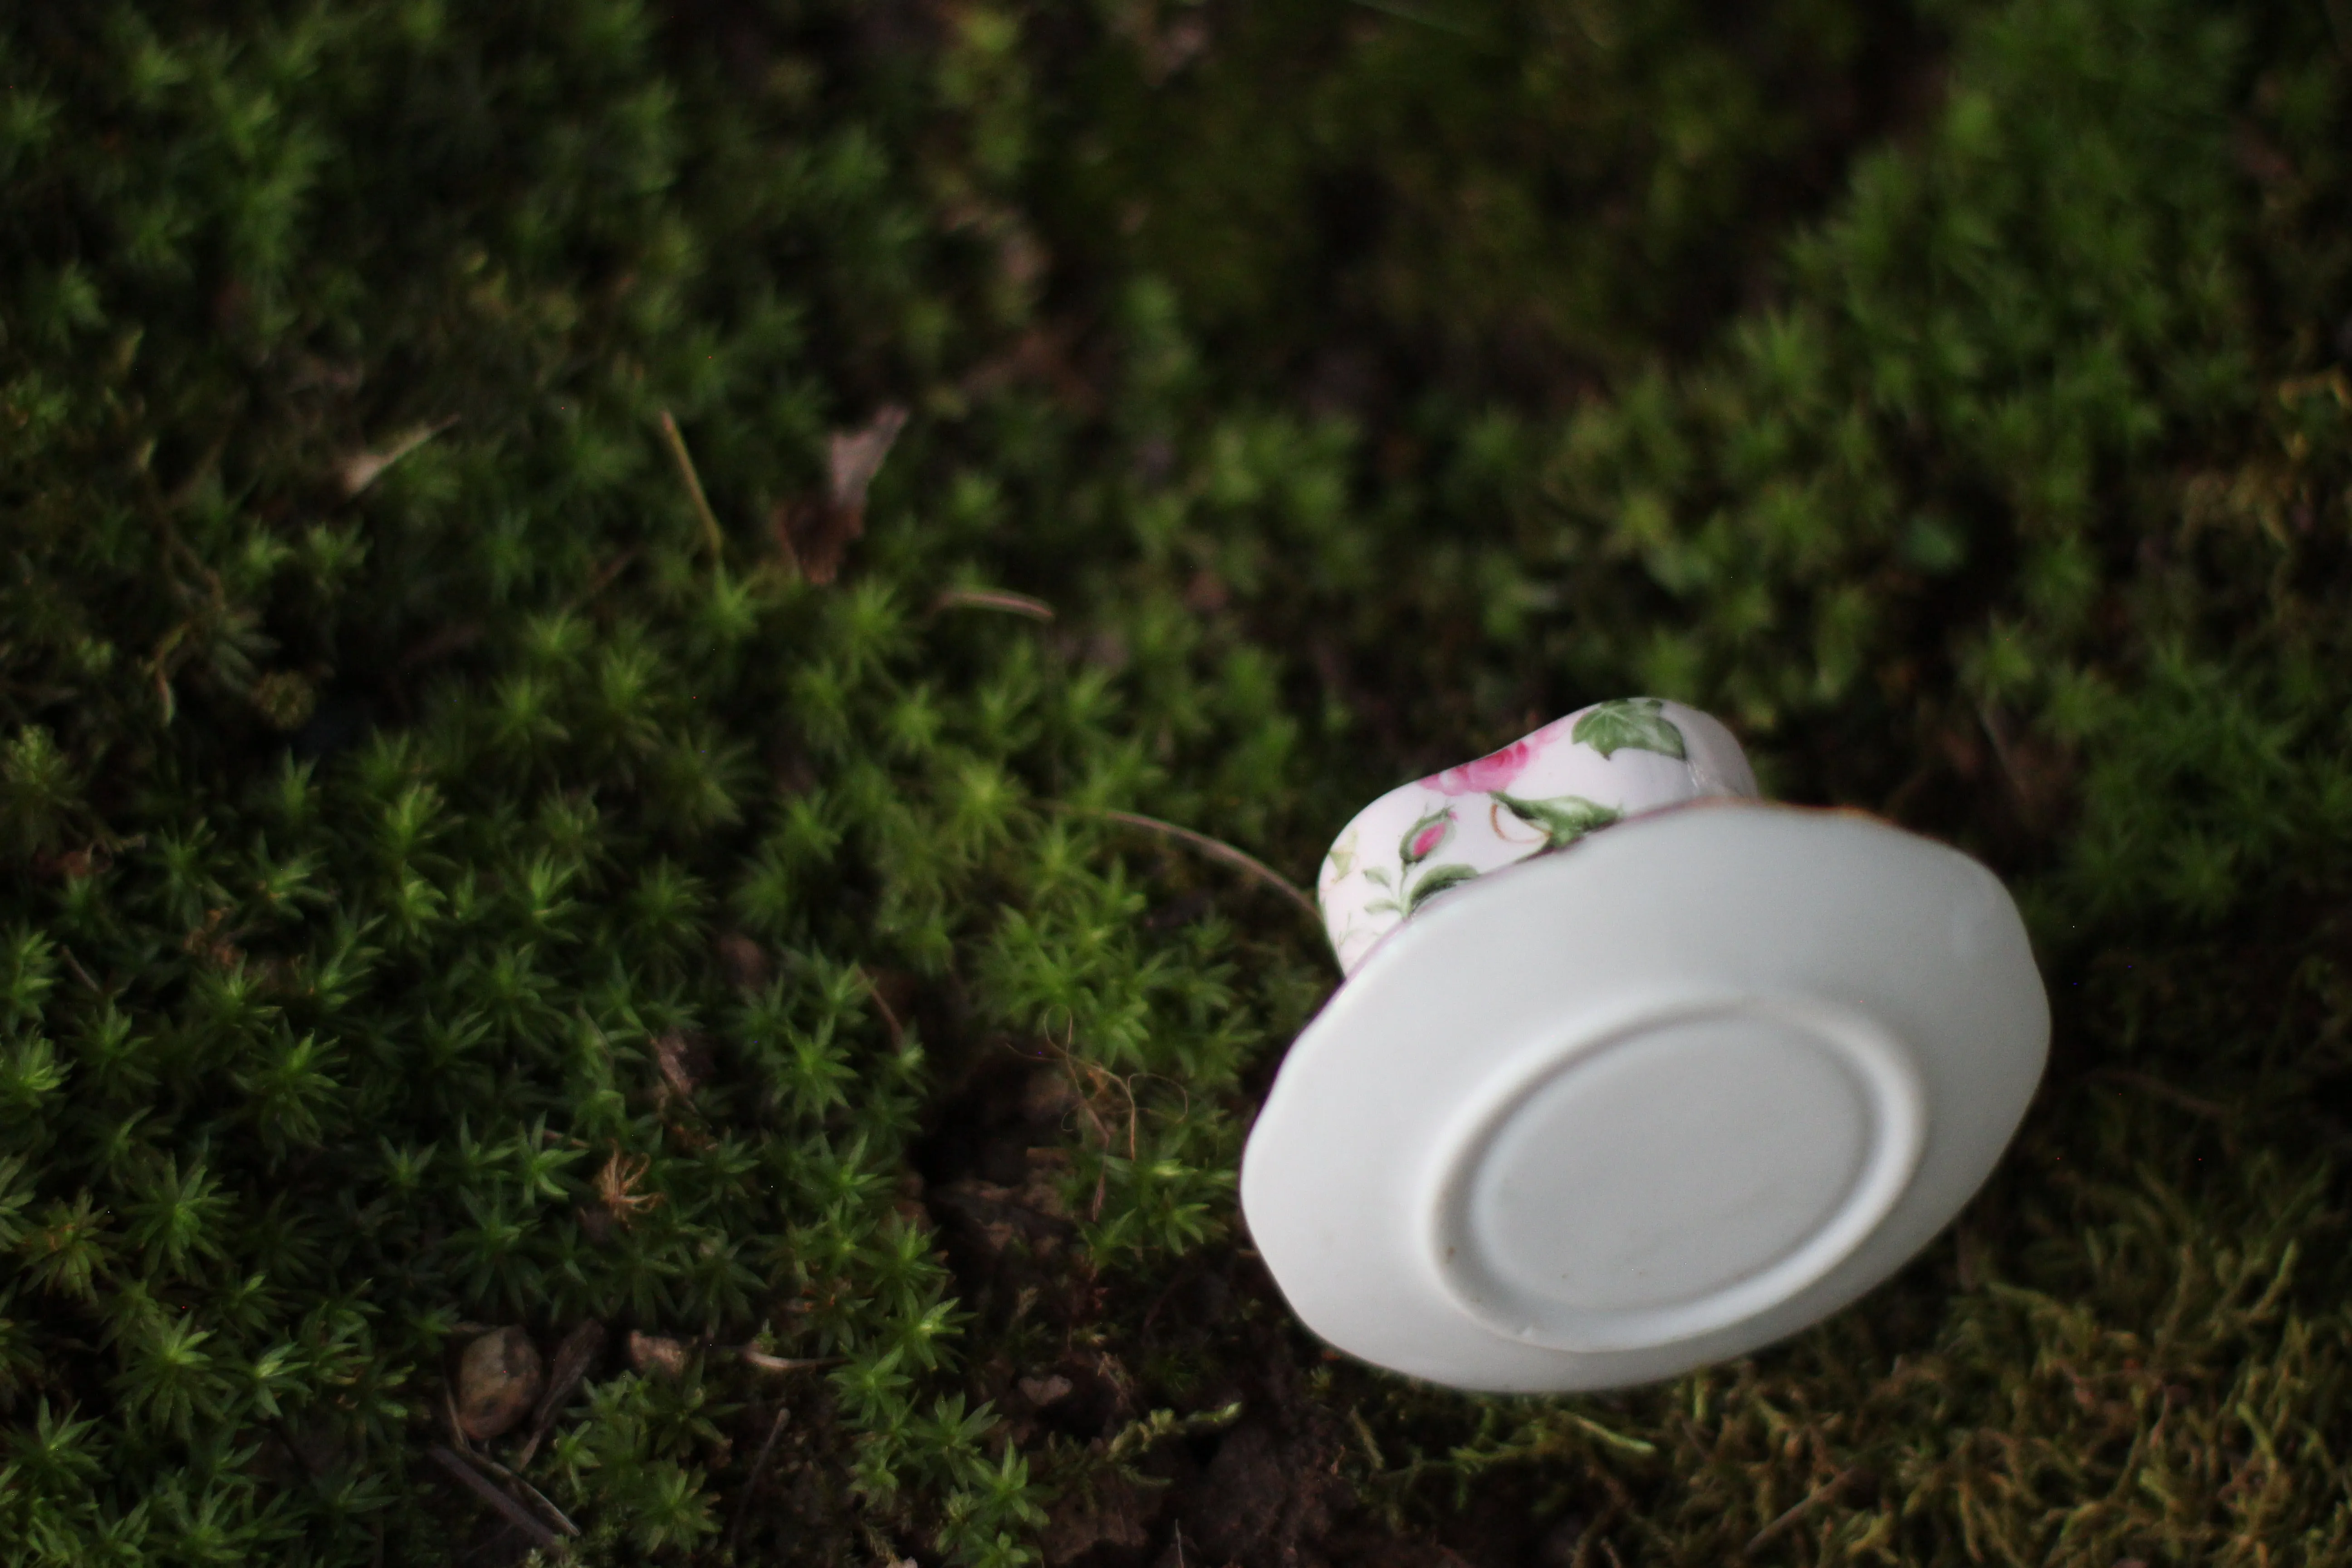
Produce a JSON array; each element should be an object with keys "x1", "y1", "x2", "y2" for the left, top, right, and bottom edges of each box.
[
  {"x1": 458, "y1": 1447, "x2": 580, "y2": 1539},
  {"x1": 932, "y1": 586, "x2": 1054, "y2": 620},
  {"x1": 728, "y1": 1406, "x2": 794, "y2": 1557},
  {"x1": 855, "y1": 965, "x2": 905, "y2": 1046},
  {"x1": 1743, "y1": 1465, "x2": 1864, "y2": 1556},
  {"x1": 1029, "y1": 1016, "x2": 1133, "y2": 1218},
  {"x1": 740, "y1": 1348, "x2": 838, "y2": 1373},
  {"x1": 561, "y1": 547, "x2": 642, "y2": 614},
  {"x1": 55, "y1": 943, "x2": 99, "y2": 993},
  {"x1": 428, "y1": 1445, "x2": 559, "y2": 1549},
  {"x1": 1051, "y1": 804, "x2": 1325, "y2": 937},
  {"x1": 658, "y1": 409, "x2": 727, "y2": 563}
]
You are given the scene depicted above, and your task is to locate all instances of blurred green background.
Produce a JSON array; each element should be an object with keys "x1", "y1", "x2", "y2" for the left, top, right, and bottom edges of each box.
[{"x1": 6, "y1": 0, "x2": 2352, "y2": 1563}]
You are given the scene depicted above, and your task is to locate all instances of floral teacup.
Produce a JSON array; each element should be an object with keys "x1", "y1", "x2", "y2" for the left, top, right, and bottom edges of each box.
[
  {"x1": 1318, "y1": 698, "x2": 1758, "y2": 975},
  {"x1": 1244, "y1": 699, "x2": 2050, "y2": 1393}
]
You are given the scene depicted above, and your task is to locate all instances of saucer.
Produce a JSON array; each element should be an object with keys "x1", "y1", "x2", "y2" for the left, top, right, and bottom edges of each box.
[{"x1": 1240, "y1": 801, "x2": 2048, "y2": 1392}]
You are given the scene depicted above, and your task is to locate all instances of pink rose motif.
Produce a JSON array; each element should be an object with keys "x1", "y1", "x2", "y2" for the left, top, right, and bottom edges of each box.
[{"x1": 1425, "y1": 734, "x2": 1543, "y2": 796}]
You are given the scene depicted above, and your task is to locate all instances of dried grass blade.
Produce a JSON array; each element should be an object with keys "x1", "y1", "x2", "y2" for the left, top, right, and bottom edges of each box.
[
  {"x1": 1054, "y1": 804, "x2": 1325, "y2": 938},
  {"x1": 428, "y1": 1444, "x2": 558, "y2": 1549},
  {"x1": 932, "y1": 586, "x2": 1054, "y2": 620},
  {"x1": 658, "y1": 409, "x2": 727, "y2": 562}
]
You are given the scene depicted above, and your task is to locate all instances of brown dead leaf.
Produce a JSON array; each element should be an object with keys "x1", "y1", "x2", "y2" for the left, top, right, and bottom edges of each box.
[
  {"x1": 652, "y1": 1031, "x2": 711, "y2": 1102},
  {"x1": 529, "y1": 1322, "x2": 607, "y2": 1431},
  {"x1": 514, "y1": 1320, "x2": 607, "y2": 1466},
  {"x1": 335, "y1": 417, "x2": 455, "y2": 497},
  {"x1": 1018, "y1": 1373, "x2": 1074, "y2": 1408},
  {"x1": 627, "y1": 1330, "x2": 689, "y2": 1379},
  {"x1": 770, "y1": 404, "x2": 909, "y2": 583},
  {"x1": 829, "y1": 404, "x2": 908, "y2": 515}
]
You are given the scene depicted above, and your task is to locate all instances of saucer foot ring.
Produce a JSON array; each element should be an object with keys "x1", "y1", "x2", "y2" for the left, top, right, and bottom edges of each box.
[{"x1": 1240, "y1": 803, "x2": 2048, "y2": 1393}]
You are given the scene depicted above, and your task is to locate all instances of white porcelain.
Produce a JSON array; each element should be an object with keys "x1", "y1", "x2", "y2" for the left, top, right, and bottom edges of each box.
[
  {"x1": 1316, "y1": 699, "x2": 1759, "y2": 975},
  {"x1": 1242, "y1": 703, "x2": 2049, "y2": 1393}
]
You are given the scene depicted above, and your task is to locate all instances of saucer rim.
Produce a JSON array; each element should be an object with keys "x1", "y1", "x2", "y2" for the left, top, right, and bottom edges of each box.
[{"x1": 1239, "y1": 801, "x2": 2051, "y2": 1393}]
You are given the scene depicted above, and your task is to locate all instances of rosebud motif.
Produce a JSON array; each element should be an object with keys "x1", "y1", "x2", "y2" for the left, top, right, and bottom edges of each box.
[{"x1": 1401, "y1": 808, "x2": 1454, "y2": 865}]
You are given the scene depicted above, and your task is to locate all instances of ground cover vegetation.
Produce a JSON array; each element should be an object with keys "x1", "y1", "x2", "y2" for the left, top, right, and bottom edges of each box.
[{"x1": 5, "y1": 0, "x2": 2352, "y2": 1563}]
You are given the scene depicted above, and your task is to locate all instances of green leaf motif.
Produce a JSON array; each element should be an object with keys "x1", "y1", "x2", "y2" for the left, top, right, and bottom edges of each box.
[
  {"x1": 1573, "y1": 698, "x2": 1687, "y2": 760},
  {"x1": 1405, "y1": 863, "x2": 1480, "y2": 914},
  {"x1": 1323, "y1": 827, "x2": 1359, "y2": 881},
  {"x1": 1492, "y1": 792, "x2": 1622, "y2": 852}
]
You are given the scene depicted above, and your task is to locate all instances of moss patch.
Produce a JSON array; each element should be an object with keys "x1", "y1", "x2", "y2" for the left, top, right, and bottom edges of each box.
[{"x1": 5, "y1": 0, "x2": 2352, "y2": 1564}]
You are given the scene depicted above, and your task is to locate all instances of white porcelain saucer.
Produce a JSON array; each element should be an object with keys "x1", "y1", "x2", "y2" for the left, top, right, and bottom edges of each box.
[{"x1": 1240, "y1": 796, "x2": 2048, "y2": 1392}]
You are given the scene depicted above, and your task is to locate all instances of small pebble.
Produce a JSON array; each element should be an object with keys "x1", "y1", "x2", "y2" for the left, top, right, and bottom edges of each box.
[{"x1": 456, "y1": 1327, "x2": 544, "y2": 1442}]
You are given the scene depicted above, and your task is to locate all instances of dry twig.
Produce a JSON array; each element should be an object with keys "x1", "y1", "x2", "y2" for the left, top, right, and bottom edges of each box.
[
  {"x1": 740, "y1": 1348, "x2": 838, "y2": 1374},
  {"x1": 1743, "y1": 1465, "x2": 1865, "y2": 1556},
  {"x1": 561, "y1": 546, "x2": 642, "y2": 614},
  {"x1": 727, "y1": 1405, "x2": 794, "y2": 1557},
  {"x1": 855, "y1": 965, "x2": 906, "y2": 1046},
  {"x1": 658, "y1": 409, "x2": 727, "y2": 563},
  {"x1": 428, "y1": 1445, "x2": 559, "y2": 1550},
  {"x1": 459, "y1": 1446, "x2": 581, "y2": 1540},
  {"x1": 55, "y1": 943, "x2": 99, "y2": 993},
  {"x1": 931, "y1": 586, "x2": 1054, "y2": 620},
  {"x1": 1051, "y1": 804, "x2": 1325, "y2": 937}
]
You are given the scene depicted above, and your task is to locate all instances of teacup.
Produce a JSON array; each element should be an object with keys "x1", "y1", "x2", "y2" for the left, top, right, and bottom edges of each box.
[{"x1": 1241, "y1": 700, "x2": 2048, "y2": 1392}]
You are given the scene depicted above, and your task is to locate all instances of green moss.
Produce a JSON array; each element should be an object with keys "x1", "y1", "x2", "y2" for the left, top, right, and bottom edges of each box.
[{"x1": 7, "y1": 0, "x2": 2352, "y2": 1563}]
